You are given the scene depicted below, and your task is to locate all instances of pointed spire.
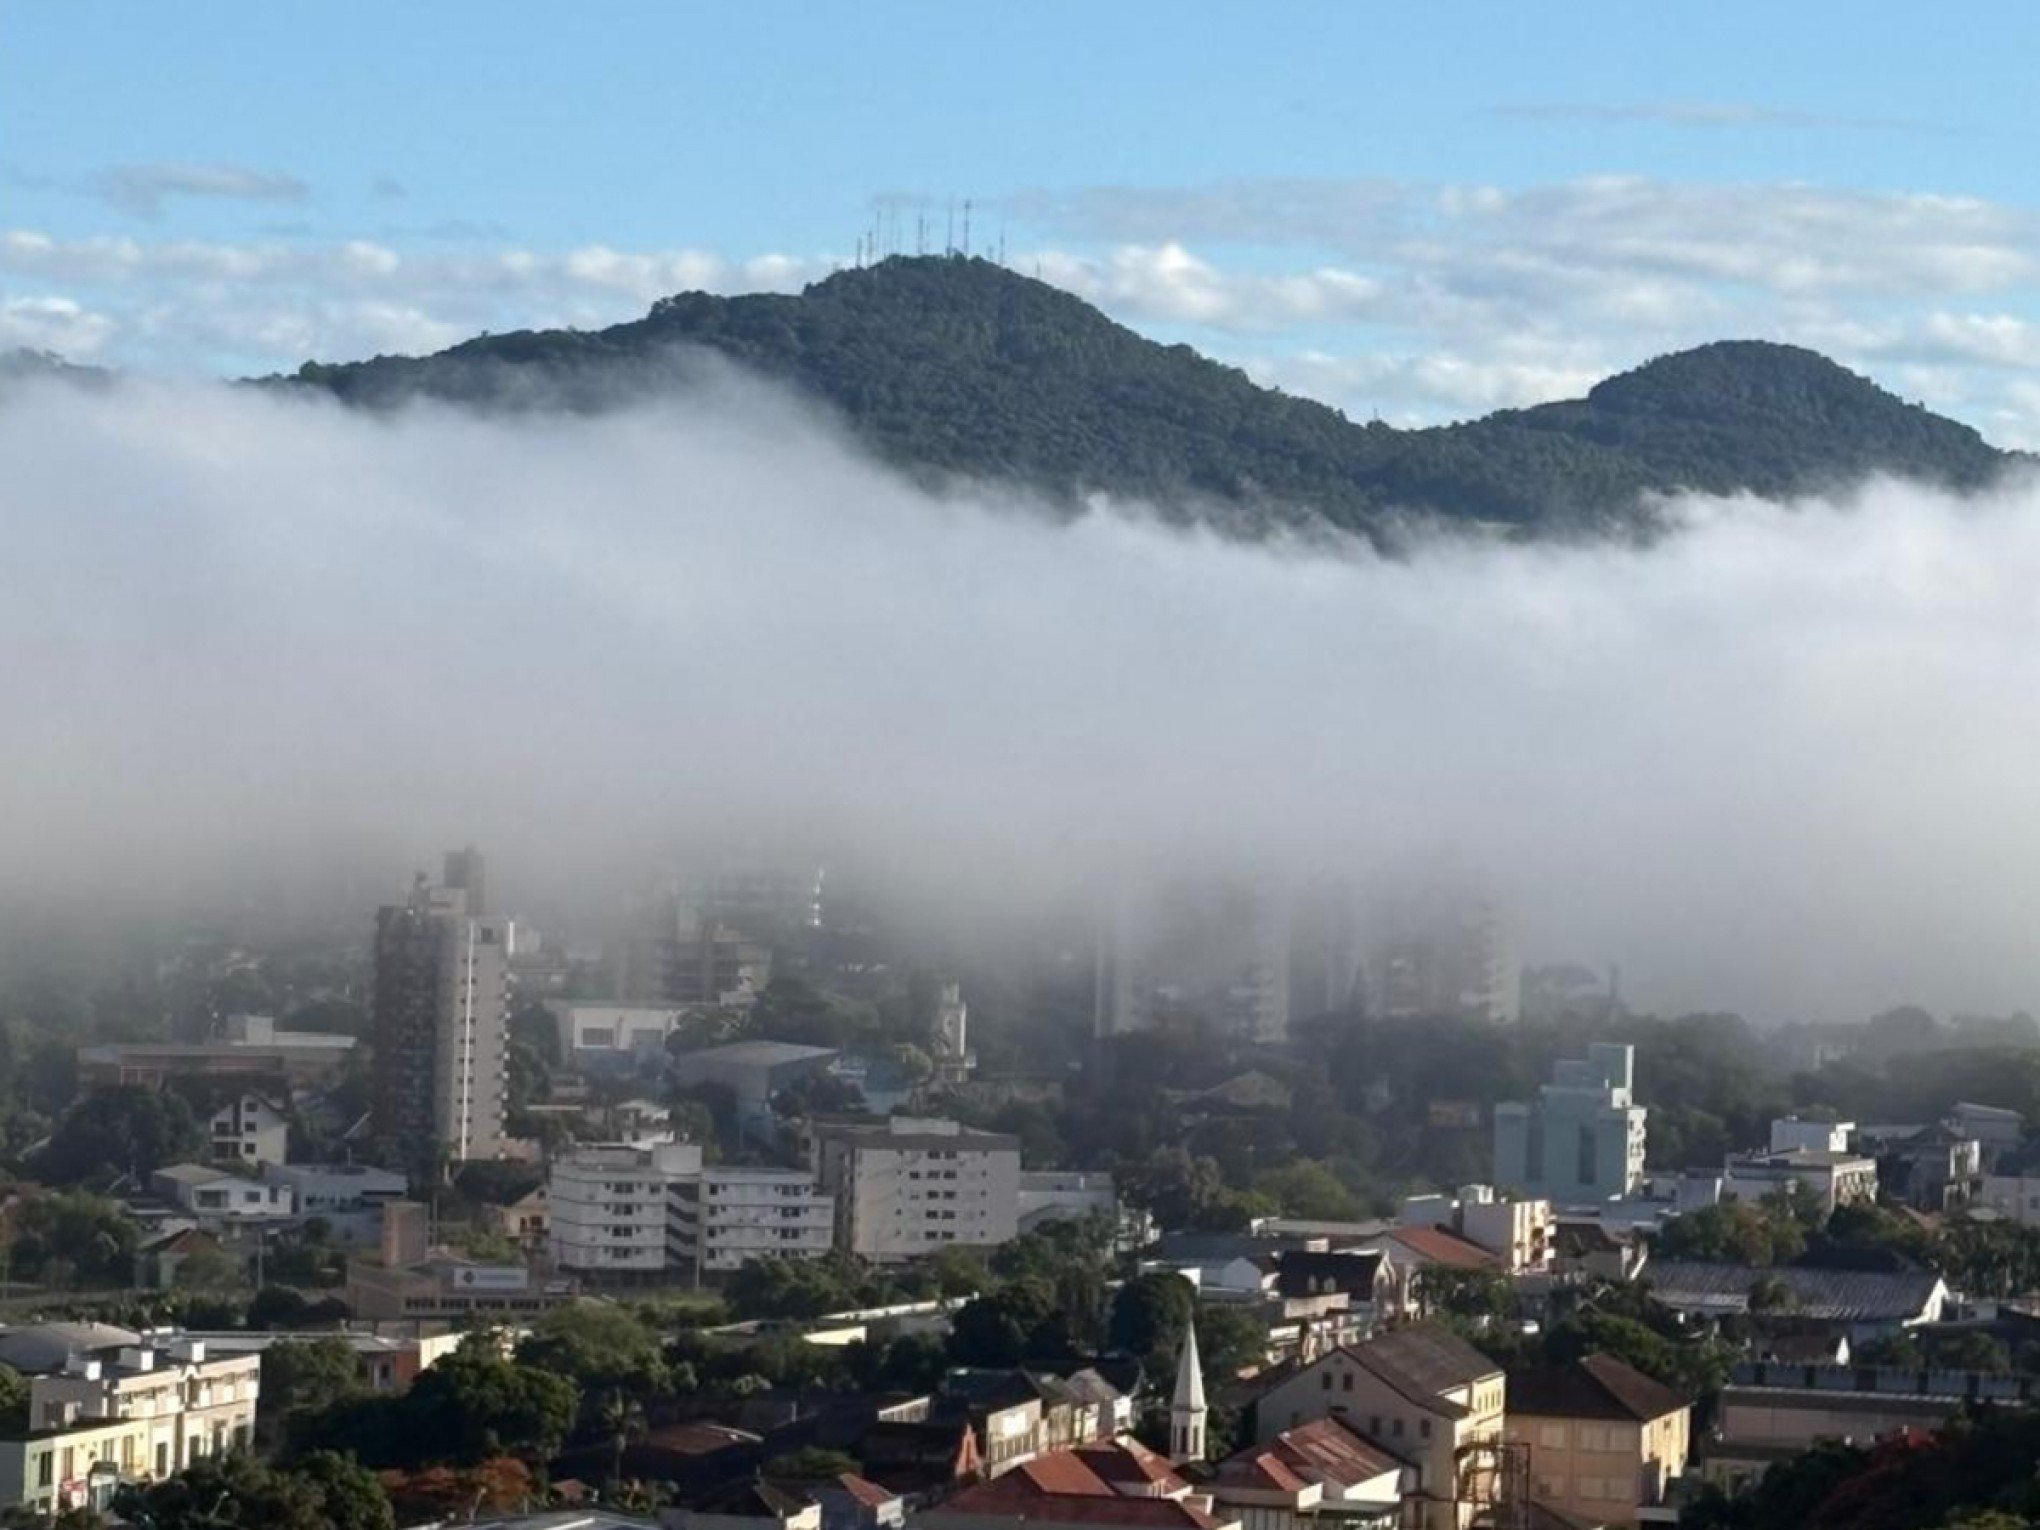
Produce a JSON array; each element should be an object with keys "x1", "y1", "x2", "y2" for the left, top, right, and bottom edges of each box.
[{"x1": 1173, "y1": 1320, "x2": 1206, "y2": 1411}]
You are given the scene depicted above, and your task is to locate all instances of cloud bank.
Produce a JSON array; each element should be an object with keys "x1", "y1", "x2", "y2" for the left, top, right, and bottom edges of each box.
[{"x1": 2, "y1": 374, "x2": 2038, "y2": 1024}]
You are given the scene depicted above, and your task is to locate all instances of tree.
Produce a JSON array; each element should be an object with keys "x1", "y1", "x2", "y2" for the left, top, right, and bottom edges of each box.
[
  {"x1": 36, "y1": 1087, "x2": 203, "y2": 1185},
  {"x1": 517, "y1": 1301, "x2": 669, "y2": 1409},
  {"x1": 599, "y1": 1388, "x2": 646, "y2": 1486},
  {"x1": 1109, "y1": 1271, "x2": 1197, "y2": 1373},
  {"x1": 8, "y1": 1191, "x2": 138, "y2": 1286},
  {"x1": 764, "y1": 1446, "x2": 863, "y2": 1479},
  {"x1": 1252, "y1": 1159, "x2": 1361, "y2": 1221},
  {"x1": 263, "y1": 1337, "x2": 364, "y2": 1450},
  {"x1": 127, "y1": 1451, "x2": 392, "y2": 1530},
  {"x1": 1194, "y1": 1302, "x2": 1270, "y2": 1381},
  {"x1": 949, "y1": 1281, "x2": 1056, "y2": 1368},
  {"x1": 305, "y1": 1335, "x2": 578, "y2": 1470}
]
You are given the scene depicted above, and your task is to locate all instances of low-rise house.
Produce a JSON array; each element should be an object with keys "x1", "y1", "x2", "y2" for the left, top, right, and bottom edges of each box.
[
  {"x1": 1552, "y1": 1222, "x2": 1647, "y2": 1284},
  {"x1": 1643, "y1": 1261, "x2": 1948, "y2": 1340},
  {"x1": 1879, "y1": 1126, "x2": 1982, "y2": 1212},
  {"x1": 1721, "y1": 1149, "x2": 1877, "y2": 1215},
  {"x1": 941, "y1": 1370, "x2": 1046, "y2": 1477},
  {"x1": 1396, "y1": 1189, "x2": 1554, "y2": 1276},
  {"x1": 149, "y1": 1164, "x2": 295, "y2": 1225},
  {"x1": 0, "y1": 1413, "x2": 155, "y2": 1519},
  {"x1": 915, "y1": 1442, "x2": 1237, "y2": 1530},
  {"x1": 794, "y1": 1472, "x2": 905, "y2": 1530},
  {"x1": 664, "y1": 1478, "x2": 822, "y2": 1530},
  {"x1": 258, "y1": 1162, "x2": 407, "y2": 1245},
  {"x1": 1210, "y1": 1415, "x2": 1406, "y2": 1530},
  {"x1": 205, "y1": 1090, "x2": 290, "y2": 1167},
  {"x1": 133, "y1": 1229, "x2": 230, "y2": 1292},
  {"x1": 1252, "y1": 1324, "x2": 1505, "y2": 1530},
  {"x1": 1947, "y1": 1103, "x2": 2024, "y2": 1168},
  {"x1": 1503, "y1": 1354, "x2": 1690, "y2": 1528}
]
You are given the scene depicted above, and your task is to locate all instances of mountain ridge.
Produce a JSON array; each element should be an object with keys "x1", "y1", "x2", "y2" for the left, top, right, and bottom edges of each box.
[{"x1": 131, "y1": 257, "x2": 2040, "y2": 537}]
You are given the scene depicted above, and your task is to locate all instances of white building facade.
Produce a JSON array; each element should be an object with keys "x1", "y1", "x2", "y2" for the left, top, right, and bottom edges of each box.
[{"x1": 812, "y1": 1117, "x2": 1021, "y2": 1262}]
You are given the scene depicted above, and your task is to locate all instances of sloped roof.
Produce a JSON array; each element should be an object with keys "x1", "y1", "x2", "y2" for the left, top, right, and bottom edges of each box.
[
  {"x1": 0, "y1": 1322, "x2": 141, "y2": 1373},
  {"x1": 1272, "y1": 1249, "x2": 1384, "y2": 1298},
  {"x1": 1646, "y1": 1261, "x2": 1945, "y2": 1322},
  {"x1": 935, "y1": 1478, "x2": 1227, "y2": 1530},
  {"x1": 1342, "y1": 1323, "x2": 1499, "y2": 1410},
  {"x1": 1387, "y1": 1226, "x2": 1499, "y2": 1271},
  {"x1": 1257, "y1": 1415, "x2": 1403, "y2": 1487},
  {"x1": 1505, "y1": 1354, "x2": 1688, "y2": 1422},
  {"x1": 1073, "y1": 1437, "x2": 1184, "y2": 1492}
]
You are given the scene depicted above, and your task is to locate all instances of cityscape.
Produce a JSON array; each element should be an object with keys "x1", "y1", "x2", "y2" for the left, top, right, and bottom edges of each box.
[{"x1": 6, "y1": 7, "x2": 2040, "y2": 1530}]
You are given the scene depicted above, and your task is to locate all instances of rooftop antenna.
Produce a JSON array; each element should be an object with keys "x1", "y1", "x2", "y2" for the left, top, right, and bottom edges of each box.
[{"x1": 998, "y1": 214, "x2": 1007, "y2": 266}]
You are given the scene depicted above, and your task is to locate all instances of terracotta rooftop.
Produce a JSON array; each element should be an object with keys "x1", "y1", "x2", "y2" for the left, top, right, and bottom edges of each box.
[{"x1": 1387, "y1": 1226, "x2": 1500, "y2": 1271}]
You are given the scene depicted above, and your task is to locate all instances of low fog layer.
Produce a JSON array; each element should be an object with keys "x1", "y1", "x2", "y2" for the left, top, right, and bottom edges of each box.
[{"x1": 1, "y1": 373, "x2": 2037, "y2": 1023}]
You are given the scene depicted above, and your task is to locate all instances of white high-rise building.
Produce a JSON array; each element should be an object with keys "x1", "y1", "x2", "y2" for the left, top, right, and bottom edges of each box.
[
  {"x1": 810, "y1": 1117, "x2": 1021, "y2": 1263},
  {"x1": 549, "y1": 1141, "x2": 704, "y2": 1278},
  {"x1": 546, "y1": 1141, "x2": 833, "y2": 1285}
]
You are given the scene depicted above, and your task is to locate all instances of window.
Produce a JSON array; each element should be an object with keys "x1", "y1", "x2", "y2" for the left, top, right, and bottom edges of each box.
[
  {"x1": 1538, "y1": 1423, "x2": 1566, "y2": 1449},
  {"x1": 1420, "y1": 1419, "x2": 1431, "y2": 1440},
  {"x1": 1392, "y1": 1418, "x2": 1404, "y2": 1438},
  {"x1": 36, "y1": 1455, "x2": 51, "y2": 1489},
  {"x1": 1341, "y1": 1372, "x2": 1353, "y2": 1392},
  {"x1": 1322, "y1": 1373, "x2": 1332, "y2": 1392}
]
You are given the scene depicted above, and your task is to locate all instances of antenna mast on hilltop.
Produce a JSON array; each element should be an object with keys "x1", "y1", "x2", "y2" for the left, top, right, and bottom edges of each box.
[
  {"x1": 946, "y1": 200, "x2": 955, "y2": 255},
  {"x1": 963, "y1": 199, "x2": 973, "y2": 257}
]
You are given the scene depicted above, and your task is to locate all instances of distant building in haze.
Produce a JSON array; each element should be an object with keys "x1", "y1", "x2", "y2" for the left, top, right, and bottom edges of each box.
[
  {"x1": 1493, "y1": 1043, "x2": 1646, "y2": 1206},
  {"x1": 370, "y1": 862, "x2": 515, "y2": 1177}
]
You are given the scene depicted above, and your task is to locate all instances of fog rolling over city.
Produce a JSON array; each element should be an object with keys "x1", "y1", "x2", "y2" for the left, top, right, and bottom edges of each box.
[{"x1": 1, "y1": 371, "x2": 2037, "y2": 1023}]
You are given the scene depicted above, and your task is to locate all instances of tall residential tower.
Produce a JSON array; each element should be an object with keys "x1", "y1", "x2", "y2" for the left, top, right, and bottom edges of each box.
[{"x1": 371, "y1": 862, "x2": 515, "y2": 1178}]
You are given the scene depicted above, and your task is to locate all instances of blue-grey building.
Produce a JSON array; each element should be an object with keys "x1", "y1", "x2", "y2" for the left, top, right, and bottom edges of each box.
[{"x1": 1493, "y1": 1042, "x2": 1647, "y2": 1204}]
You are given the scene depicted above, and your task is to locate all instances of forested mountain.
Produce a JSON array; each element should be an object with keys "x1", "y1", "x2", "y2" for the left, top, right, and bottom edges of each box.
[{"x1": 276, "y1": 255, "x2": 2016, "y2": 540}]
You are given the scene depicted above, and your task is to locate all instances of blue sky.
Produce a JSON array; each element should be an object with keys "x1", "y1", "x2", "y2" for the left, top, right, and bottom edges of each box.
[{"x1": 8, "y1": 3, "x2": 2040, "y2": 437}]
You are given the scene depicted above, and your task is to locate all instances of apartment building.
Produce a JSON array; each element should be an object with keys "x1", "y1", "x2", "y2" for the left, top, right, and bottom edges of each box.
[
  {"x1": 811, "y1": 1117, "x2": 1020, "y2": 1262},
  {"x1": 544, "y1": 1140, "x2": 833, "y2": 1284},
  {"x1": 1503, "y1": 1354, "x2": 1690, "y2": 1528},
  {"x1": 1493, "y1": 1044, "x2": 1647, "y2": 1206},
  {"x1": 669, "y1": 1166, "x2": 834, "y2": 1279},
  {"x1": 549, "y1": 1141, "x2": 704, "y2": 1281},
  {"x1": 27, "y1": 1338, "x2": 260, "y2": 1481},
  {"x1": 1253, "y1": 1324, "x2": 1505, "y2": 1530},
  {"x1": 205, "y1": 1090, "x2": 290, "y2": 1167},
  {"x1": 370, "y1": 861, "x2": 515, "y2": 1175},
  {"x1": 1721, "y1": 1147, "x2": 1877, "y2": 1214}
]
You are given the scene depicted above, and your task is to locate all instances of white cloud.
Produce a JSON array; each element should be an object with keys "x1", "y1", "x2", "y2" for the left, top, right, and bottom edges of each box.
[
  {"x1": 0, "y1": 295, "x2": 113, "y2": 357},
  {"x1": 93, "y1": 162, "x2": 309, "y2": 220}
]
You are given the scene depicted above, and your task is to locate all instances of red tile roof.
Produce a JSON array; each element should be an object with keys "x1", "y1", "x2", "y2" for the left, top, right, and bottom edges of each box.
[
  {"x1": 1265, "y1": 1416, "x2": 1404, "y2": 1485},
  {"x1": 1073, "y1": 1438, "x2": 1186, "y2": 1491},
  {"x1": 932, "y1": 1486, "x2": 1229, "y2": 1530},
  {"x1": 1388, "y1": 1225, "x2": 1500, "y2": 1271}
]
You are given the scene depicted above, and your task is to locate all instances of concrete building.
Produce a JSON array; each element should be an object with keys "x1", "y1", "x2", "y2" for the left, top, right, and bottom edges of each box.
[
  {"x1": 1948, "y1": 1101, "x2": 2025, "y2": 1167},
  {"x1": 548, "y1": 1140, "x2": 704, "y2": 1281},
  {"x1": 669, "y1": 1166, "x2": 834, "y2": 1280},
  {"x1": 1493, "y1": 1044, "x2": 1646, "y2": 1206},
  {"x1": 148, "y1": 1164, "x2": 295, "y2": 1225},
  {"x1": 370, "y1": 867, "x2": 516, "y2": 1173},
  {"x1": 1253, "y1": 1324, "x2": 1506, "y2": 1530},
  {"x1": 1980, "y1": 1173, "x2": 2040, "y2": 1225},
  {"x1": 671, "y1": 1040, "x2": 839, "y2": 1144},
  {"x1": 256, "y1": 1162, "x2": 407, "y2": 1245},
  {"x1": 1210, "y1": 1416, "x2": 1405, "y2": 1530},
  {"x1": 811, "y1": 1117, "x2": 1021, "y2": 1262},
  {"x1": 1016, "y1": 1172, "x2": 1118, "y2": 1235},
  {"x1": 28, "y1": 1338, "x2": 260, "y2": 1478},
  {"x1": 554, "y1": 1004, "x2": 690, "y2": 1068},
  {"x1": 1504, "y1": 1354, "x2": 1690, "y2": 1528},
  {"x1": 1703, "y1": 1360, "x2": 2040, "y2": 1493},
  {"x1": 1879, "y1": 1125, "x2": 1982, "y2": 1212},
  {"x1": 1397, "y1": 1186, "x2": 1553, "y2": 1276},
  {"x1": 1365, "y1": 896, "x2": 1519, "y2": 1026},
  {"x1": 77, "y1": 1015, "x2": 357, "y2": 1091},
  {"x1": 932, "y1": 983, "x2": 975, "y2": 1084},
  {"x1": 202, "y1": 1089, "x2": 291, "y2": 1167},
  {"x1": 1721, "y1": 1148, "x2": 1877, "y2": 1214},
  {"x1": 1768, "y1": 1117, "x2": 1854, "y2": 1154},
  {"x1": 1092, "y1": 877, "x2": 1295, "y2": 1045}
]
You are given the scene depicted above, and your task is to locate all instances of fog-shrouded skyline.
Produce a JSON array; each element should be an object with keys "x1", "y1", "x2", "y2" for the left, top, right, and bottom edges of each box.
[
  {"x1": 1, "y1": 367, "x2": 2038, "y2": 1025},
  {"x1": 9, "y1": 4, "x2": 2040, "y2": 444}
]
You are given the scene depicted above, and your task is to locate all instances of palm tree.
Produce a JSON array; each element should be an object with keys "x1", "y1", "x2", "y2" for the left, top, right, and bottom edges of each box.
[{"x1": 600, "y1": 1388, "x2": 646, "y2": 1489}]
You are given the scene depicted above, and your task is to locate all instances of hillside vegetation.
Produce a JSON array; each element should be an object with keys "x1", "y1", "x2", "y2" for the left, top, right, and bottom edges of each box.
[{"x1": 277, "y1": 256, "x2": 2014, "y2": 540}]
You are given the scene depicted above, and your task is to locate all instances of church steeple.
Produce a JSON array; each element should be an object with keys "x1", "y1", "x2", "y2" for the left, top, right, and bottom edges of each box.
[{"x1": 1170, "y1": 1320, "x2": 1207, "y2": 1462}]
